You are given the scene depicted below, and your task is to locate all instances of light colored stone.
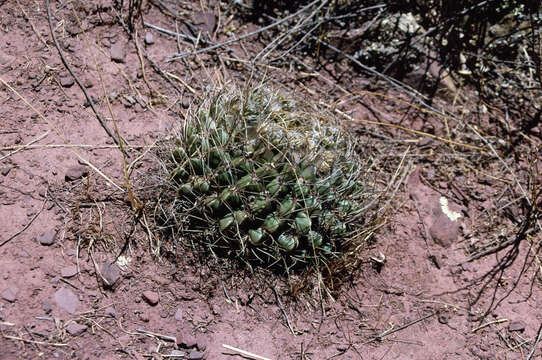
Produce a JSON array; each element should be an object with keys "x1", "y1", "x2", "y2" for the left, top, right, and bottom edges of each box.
[
  {"x1": 142, "y1": 290, "x2": 159, "y2": 306},
  {"x1": 55, "y1": 288, "x2": 79, "y2": 314},
  {"x1": 66, "y1": 322, "x2": 87, "y2": 336},
  {"x1": 110, "y1": 43, "x2": 125, "y2": 63},
  {"x1": 1, "y1": 286, "x2": 18, "y2": 302}
]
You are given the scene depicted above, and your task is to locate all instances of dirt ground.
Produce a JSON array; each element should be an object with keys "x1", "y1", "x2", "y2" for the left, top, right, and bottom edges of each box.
[{"x1": 1, "y1": 1, "x2": 541, "y2": 359}]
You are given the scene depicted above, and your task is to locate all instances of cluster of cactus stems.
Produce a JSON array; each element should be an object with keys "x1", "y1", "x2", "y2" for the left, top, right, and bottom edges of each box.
[{"x1": 156, "y1": 87, "x2": 371, "y2": 271}]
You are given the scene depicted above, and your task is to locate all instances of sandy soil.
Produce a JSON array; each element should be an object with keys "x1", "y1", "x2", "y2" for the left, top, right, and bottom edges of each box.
[{"x1": 1, "y1": 1, "x2": 541, "y2": 359}]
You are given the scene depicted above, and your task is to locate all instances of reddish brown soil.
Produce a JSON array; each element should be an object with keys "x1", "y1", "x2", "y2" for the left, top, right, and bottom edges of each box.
[{"x1": 1, "y1": 1, "x2": 541, "y2": 360}]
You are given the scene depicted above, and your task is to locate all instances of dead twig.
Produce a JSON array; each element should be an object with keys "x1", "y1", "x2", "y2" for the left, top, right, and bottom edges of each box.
[
  {"x1": 0, "y1": 197, "x2": 47, "y2": 247},
  {"x1": 1, "y1": 333, "x2": 67, "y2": 347},
  {"x1": 0, "y1": 131, "x2": 49, "y2": 162},
  {"x1": 23, "y1": 325, "x2": 42, "y2": 352},
  {"x1": 471, "y1": 318, "x2": 508, "y2": 333},
  {"x1": 136, "y1": 329, "x2": 177, "y2": 343},
  {"x1": 272, "y1": 286, "x2": 297, "y2": 335},
  {"x1": 45, "y1": 0, "x2": 121, "y2": 149},
  {"x1": 222, "y1": 344, "x2": 272, "y2": 360},
  {"x1": 16, "y1": 0, "x2": 49, "y2": 47},
  {"x1": 167, "y1": 0, "x2": 322, "y2": 61},
  {"x1": 526, "y1": 322, "x2": 542, "y2": 360},
  {"x1": 144, "y1": 22, "x2": 211, "y2": 45},
  {"x1": 367, "y1": 312, "x2": 436, "y2": 343},
  {"x1": 332, "y1": 107, "x2": 486, "y2": 152}
]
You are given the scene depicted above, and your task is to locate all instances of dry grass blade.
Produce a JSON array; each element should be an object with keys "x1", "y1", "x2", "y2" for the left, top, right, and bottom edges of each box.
[
  {"x1": 45, "y1": 0, "x2": 121, "y2": 148},
  {"x1": 222, "y1": 344, "x2": 272, "y2": 360},
  {"x1": 0, "y1": 131, "x2": 49, "y2": 162},
  {"x1": 167, "y1": 0, "x2": 323, "y2": 61},
  {"x1": 0, "y1": 78, "x2": 123, "y2": 192},
  {"x1": 1, "y1": 334, "x2": 67, "y2": 347}
]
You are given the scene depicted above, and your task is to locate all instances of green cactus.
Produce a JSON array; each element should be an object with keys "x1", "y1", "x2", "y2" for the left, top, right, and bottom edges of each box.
[{"x1": 155, "y1": 86, "x2": 373, "y2": 272}]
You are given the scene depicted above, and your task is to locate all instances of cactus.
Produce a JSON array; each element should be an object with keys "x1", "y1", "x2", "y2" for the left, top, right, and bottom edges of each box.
[{"x1": 155, "y1": 86, "x2": 372, "y2": 272}]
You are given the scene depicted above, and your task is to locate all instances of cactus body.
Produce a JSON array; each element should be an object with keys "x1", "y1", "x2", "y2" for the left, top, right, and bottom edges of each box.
[{"x1": 157, "y1": 86, "x2": 372, "y2": 271}]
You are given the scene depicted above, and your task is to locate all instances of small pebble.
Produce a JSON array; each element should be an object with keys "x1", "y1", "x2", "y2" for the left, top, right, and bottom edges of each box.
[
  {"x1": 144, "y1": 33, "x2": 154, "y2": 45},
  {"x1": 61, "y1": 265, "x2": 78, "y2": 278},
  {"x1": 105, "y1": 307, "x2": 116, "y2": 318},
  {"x1": 110, "y1": 42, "x2": 126, "y2": 63},
  {"x1": 55, "y1": 287, "x2": 79, "y2": 314},
  {"x1": 177, "y1": 331, "x2": 197, "y2": 348},
  {"x1": 39, "y1": 230, "x2": 57, "y2": 246},
  {"x1": 1, "y1": 286, "x2": 19, "y2": 302},
  {"x1": 65, "y1": 166, "x2": 88, "y2": 182},
  {"x1": 60, "y1": 76, "x2": 74, "y2": 88},
  {"x1": 170, "y1": 350, "x2": 185, "y2": 358},
  {"x1": 139, "y1": 312, "x2": 150, "y2": 322},
  {"x1": 196, "y1": 336, "x2": 207, "y2": 351},
  {"x1": 509, "y1": 321, "x2": 526, "y2": 332},
  {"x1": 174, "y1": 308, "x2": 183, "y2": 321},
  {"x1": 142, "y1": 290, "x2": 159, "y2": 306},
  {"x1": 66, "y1": 323, "x2": 87, "y2": 336},
  {"x1": 100, "y1": 262, "x2": 121, "y2": 289},
  {"x1": 188, "y1": 350, "x2": 205, "y2": 360},
  {"x1": 43, "y1": 300, "x2": 52, "y2": 314}
]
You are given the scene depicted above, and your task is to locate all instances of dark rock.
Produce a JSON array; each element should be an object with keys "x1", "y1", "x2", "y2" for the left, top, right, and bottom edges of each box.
[
  {"x1": 55, "y1": 287, "x2": 79, "y2": 314},
  {"x1": 100, "y1": 262, "x2": 121, "y2": 289},
  {"x1": 142, "y1": 290, "x2": 159, "y2": 306},
  {"x1": 60, "y1": 76, "x2": 74, "y2": 88},
  {"x1": 144, "y1": 33, "x2": 154, "y2": 45},
  {"x1": 61, "y1": 265, "x2": 78, "y2": 278},
  {"x1": 65, "y1": 166, "x2": 89, "y2": 182},
  {"x1": 39, "y1": 229, "x2": 57, "y2": 246},
  {"x1": 509, "y1": 321, "x2": 526, "y2": 332},
  {"x1": 1, "y1": 167, "x2": 10, "y2": 176},
  {"x1": 1, "y1": 285, "x2": 19, "y2": 302},
  {"x1": 110, "y1": 43, "x2": 126, "y2": 63},
  {"x1": 188, "y1": 350, "x2": 205, "y2": 360},
  {"x1": 66, "y1": 322, "x2": 87, "y2": 336},
  {"x1": 2, "y1": 273, "x2": 8, "y2": 280}
]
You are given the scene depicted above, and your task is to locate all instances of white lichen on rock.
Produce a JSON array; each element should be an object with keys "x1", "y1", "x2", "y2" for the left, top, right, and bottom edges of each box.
[{"x1": 439, "y1": 196, "x2": 461, "y2": 222}]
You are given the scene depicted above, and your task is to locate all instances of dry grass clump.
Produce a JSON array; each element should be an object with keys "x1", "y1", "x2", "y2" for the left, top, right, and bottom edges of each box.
[{"x1": 151, "y1": 84, "x2": 382, "y2": 275}]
